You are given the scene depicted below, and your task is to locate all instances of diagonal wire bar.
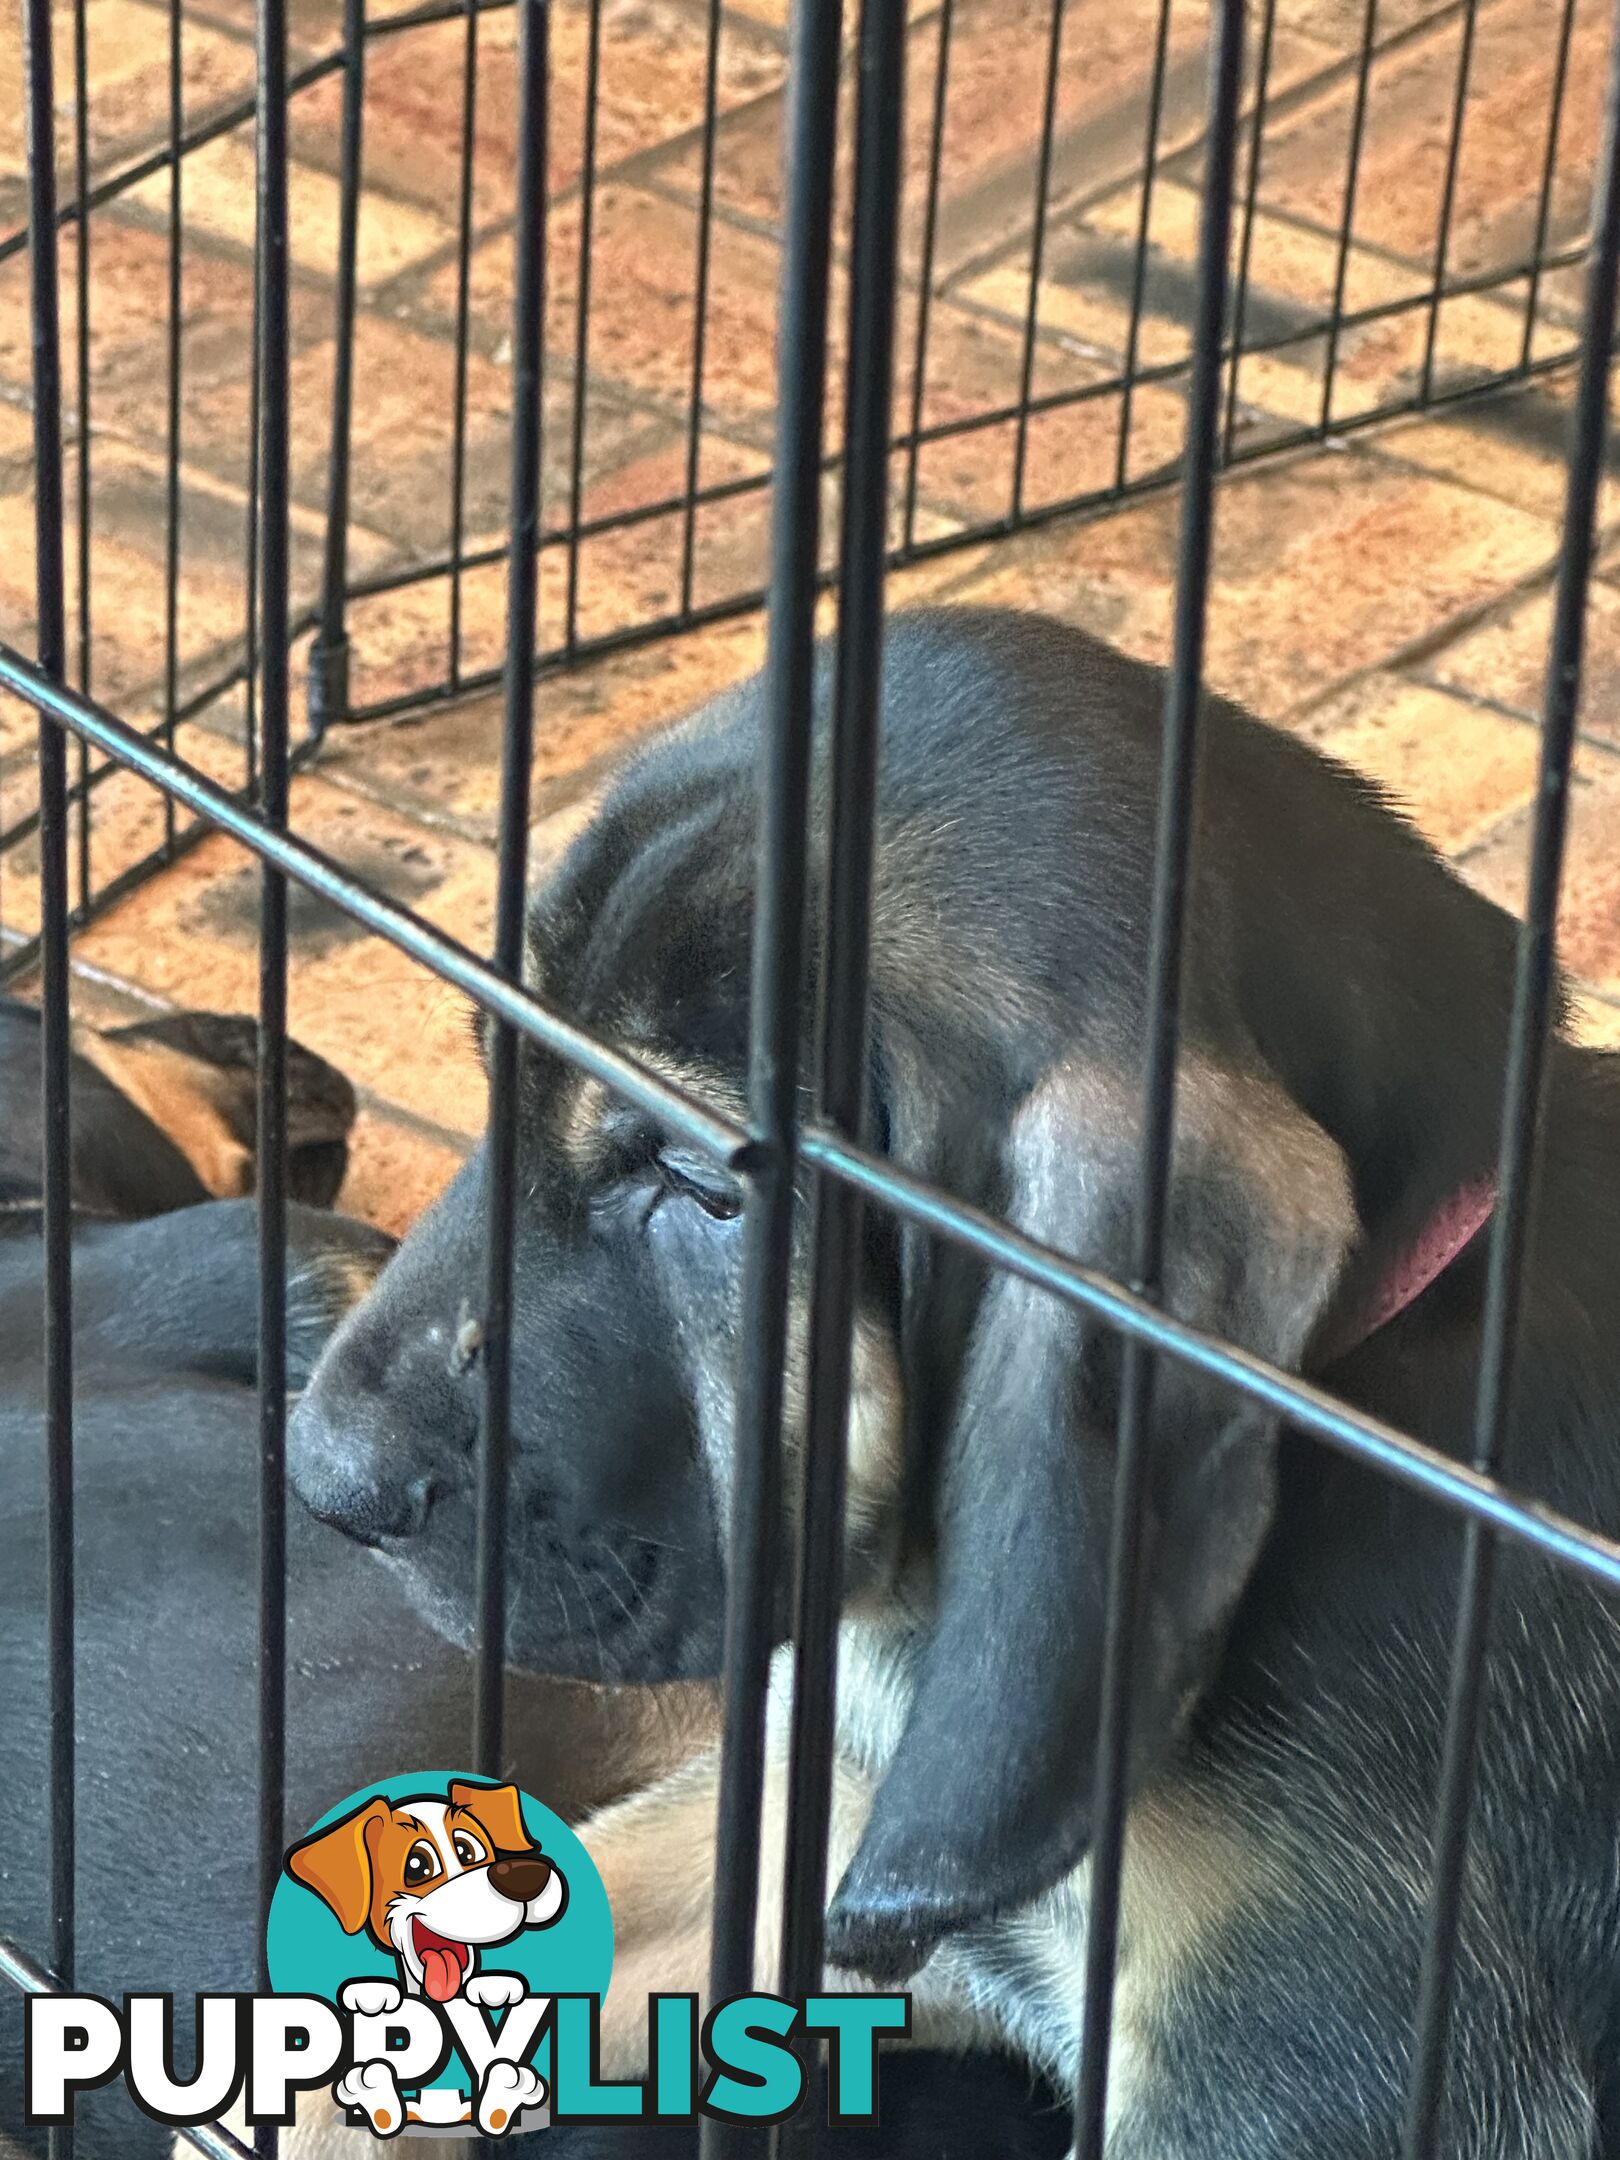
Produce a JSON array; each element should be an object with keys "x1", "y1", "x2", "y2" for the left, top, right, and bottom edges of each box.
[
  {"x1": 7, "y1": 632, "x2": 1620, "y2": 1595},
  {"x1": 446, "y1": 0, "x2": 483, "y2": 692},
  {"x1": 71, "y1": 0, "x2": 92, "y2": 913},
  {"x1": 679, "y1": 0, "x2": 726, "y2": 615},
  {"x1": 564, "y1": 0, "x2": 605, "y2": 654},
  {"x1": 1114, "y1": 0, "x2": 1176, "y2": 491},
  {"x1": 1222, "y1": 0, "x2": 1279, "y2": 461},
  {"x1": 161, "y1": 0, "x2": 184, "y2": 851},
  {"x1": 902, "y1": 0, "x2": 955, "y2": 551},
  {"x1": 309, "y1": 0, "x2": 366, "y2": 737},
  {"x1": 1320, "y1": 0, "x2": 1378, "y2": 430},
  {"x1": 1011, "y1": 0, "x2": 1069, "y2": 516},
  {"x1": 1519, "y1": 0, "x2": 1579, "y2": 373},
  {"x1": 1417, "y1": 0, "x2": 1479, "y2": 405}
]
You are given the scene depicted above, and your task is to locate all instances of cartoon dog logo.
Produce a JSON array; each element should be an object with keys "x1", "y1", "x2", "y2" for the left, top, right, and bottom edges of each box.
[{"x1": 285, "y1": 1778, "x2": 567, "y2": 2135}]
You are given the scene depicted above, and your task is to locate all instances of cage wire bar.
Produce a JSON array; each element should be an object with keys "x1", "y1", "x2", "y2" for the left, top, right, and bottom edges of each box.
[
  {"x1": 0, "y1": 0, "x2": 1608, "y2": 968},
  {"x1": 776, "y1": 0, "x2": 907, "y2": 2059},
  {"x1": 6, "y1": 0, "x2": 1620, "y2": 2152},
  {"x1": 475, "y1": 0, "x2": 550, "y2": 1793},
  {"x1": 251, "y1": 4, "x2": 293, "y2": 2160},
  {"x1": 1074, "y1": 2, "x2": 1244, "y2": 2150},
  {"x1": 19, "y1": 17, "x2": 77, "y2": 2160},
  {"x1": 1403, "y1": 19, "x2": 1620, "y2": 2152},
  {"x1": 307, "y1": 0, "x2": 366, "y2": 741},
  {"x1": 700, "y1": 0, "x2": 845, "y2": 2143}
]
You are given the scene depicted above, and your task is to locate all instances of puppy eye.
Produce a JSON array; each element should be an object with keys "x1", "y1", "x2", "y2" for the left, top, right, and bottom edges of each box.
[
  {"x1": 404, "y1": 1842, "x2": 440, "y2": 1887},
  {"x1": 452, "y1": 1831, "x2": 486, "y2": 1867},
  {"x1": 656, "y1": 1152, "x2": 744, "y2": 1222}
]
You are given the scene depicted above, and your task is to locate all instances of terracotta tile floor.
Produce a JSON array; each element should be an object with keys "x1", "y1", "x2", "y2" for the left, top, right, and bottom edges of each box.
[{"x1": 3, "y1": 0, "x2": 1620, "y2": 1231}]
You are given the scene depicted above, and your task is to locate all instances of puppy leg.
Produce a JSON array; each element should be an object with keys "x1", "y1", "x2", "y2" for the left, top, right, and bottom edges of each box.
[
  {"x1": 565, "y1": 1732, "x2": 1059, "y2": 2157},
  {"x1": 177, "y1": 1731, "x2": 1023, "y2": 2160},
  {"x1": 582, "y1": 1716, "x2": 992, "y2": 2082}
]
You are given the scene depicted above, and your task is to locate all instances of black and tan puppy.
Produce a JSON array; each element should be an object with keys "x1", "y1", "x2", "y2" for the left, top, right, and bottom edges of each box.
[
  {"x1": 0, "y1": 998, "x2": 1048, "y2": 2160},
  {"x1": 1, "y1": 1009, "x2": 626, "y2": 2160},
  {"x1": 292, "y1": 608, "x2": 1620, "y2": 2158},
  {"x1": 0, "y1": 993, "x2": 356, "y2": 1214}
]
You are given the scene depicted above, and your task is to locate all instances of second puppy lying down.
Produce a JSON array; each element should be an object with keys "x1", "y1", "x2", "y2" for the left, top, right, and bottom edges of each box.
[
  {"x1": 0, "y1": 1006, "x2": 615, "y2": 2157},
  {"x1": 0, "y1": 994, "x2": 356, "y2": 1214},
  {"x1": 0, "y1": 1000, "x2": 1057, "y2": 2160}
]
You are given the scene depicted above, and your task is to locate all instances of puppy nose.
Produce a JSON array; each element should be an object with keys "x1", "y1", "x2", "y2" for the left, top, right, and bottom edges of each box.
[
  {"x1": 291, "y1": 1406, "x2": 430, "y2": 1543},
  {"x1": 289, "y1": 1306, "x2": 475, "y2": 1543},
  {"x1": 289, "y1": 1384, "x2": 441, "y2": 1543},
  {"x1": 488, "y1": 1855, "x2": 552, "y2": 1903}
]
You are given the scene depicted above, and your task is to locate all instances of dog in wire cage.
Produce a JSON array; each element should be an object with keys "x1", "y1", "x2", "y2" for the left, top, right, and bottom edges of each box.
[
  {"x1": 5, "y1": 605, "x2": 1620, "y2": 2157},
  {"x1": 0, "y1": 1002, "x2": 717, "y2": 2158},
  {"x1": 279, "y1": 608, "x2": 1620, "y2": 2158}
]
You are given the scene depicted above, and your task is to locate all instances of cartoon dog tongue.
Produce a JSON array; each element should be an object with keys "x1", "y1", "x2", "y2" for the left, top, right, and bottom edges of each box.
[{"x1": 414, "y1": 1923, "x2": 468, "y2": 2002}]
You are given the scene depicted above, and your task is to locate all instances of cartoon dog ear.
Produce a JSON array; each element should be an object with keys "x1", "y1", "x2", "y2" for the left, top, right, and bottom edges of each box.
[
  {"x1": 449, "y1": 1780, "x2": 535, "y2": 1857},
  {"x1": 825, "y1": 1049, "x2": 1356, "y2": 1982},
  {"x1": 285, "y1": 1798, "x2": 390, "y2": 1934}
]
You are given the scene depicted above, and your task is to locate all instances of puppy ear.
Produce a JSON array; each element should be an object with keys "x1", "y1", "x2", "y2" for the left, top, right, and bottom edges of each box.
[
  {"x1": 826, "y1": 1050, "x2": 1356, "y2": 1981},
  {"x1": 285, "y1": 1798, "x2": 389, "y2": 1934},
  {"x1": 97, "y1": 1011, "x2": 358, "y2": 1207},
  {"x1": 449, "y1": 1780, "x2": 534, "y2": 1857}
]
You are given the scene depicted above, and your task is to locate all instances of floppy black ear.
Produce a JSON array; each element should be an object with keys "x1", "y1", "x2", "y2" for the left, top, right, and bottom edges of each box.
[{"x1": 825, "y1": 1049, "x2": 1356, "y2": 1981}]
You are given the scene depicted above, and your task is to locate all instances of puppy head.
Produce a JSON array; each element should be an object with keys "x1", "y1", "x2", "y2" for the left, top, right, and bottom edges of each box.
[
  {"x1": 287, "y1": 610, "x2": 1521, "y2": 1969},
  {"x1": 288, "y1": 672, "x2": 896, "y2": 1683}
]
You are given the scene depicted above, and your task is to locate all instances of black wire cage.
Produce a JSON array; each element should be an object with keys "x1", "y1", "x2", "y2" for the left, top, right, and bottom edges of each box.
[
  {"x1": 4, "y1": 0, "x2": 1620, "y2": 2151},
  {"x1": 0, "y1": 0, "x2": 1609, "y2": 966}
]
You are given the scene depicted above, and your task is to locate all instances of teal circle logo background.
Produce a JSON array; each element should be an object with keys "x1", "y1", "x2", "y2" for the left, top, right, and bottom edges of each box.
[{"x1": 266, "y1": 1771, "x2": 612, "y2": 2104}]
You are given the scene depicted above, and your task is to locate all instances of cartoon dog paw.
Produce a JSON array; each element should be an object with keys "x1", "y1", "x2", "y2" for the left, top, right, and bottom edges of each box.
[
  {"x1": 335, "y1": 2059, "x2": 406, "y2": 2137},
  {"x1": 464, "y1": 1972, "x2": 526, "y2": 2011},
  {"x1": 339, "y1": 1978, "x2": 404, "y2": 2018},
  {"x1": 477, "y1": 2060, "x2": 547, "y2": 2136}
]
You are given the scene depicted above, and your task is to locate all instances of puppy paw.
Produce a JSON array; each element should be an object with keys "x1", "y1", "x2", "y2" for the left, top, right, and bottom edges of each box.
[
  {"x1": 464, "y1": 1971, "x2": 527, "y2": 2011},
  {"x1": 339, "y1": 1978, "x2": 404, "y2": 2018},
  {"x1": 335, "y1": 2060, "x2": 406, "y2": 2137},
  {"x1": 477, "y1": 2060, "x2": 547, "y2": 2135}
]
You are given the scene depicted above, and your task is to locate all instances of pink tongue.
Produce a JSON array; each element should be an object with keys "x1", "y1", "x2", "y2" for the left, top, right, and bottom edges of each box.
[{"x1": 422, "y1": 1947, "x2": 462, "y2": 2002}]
